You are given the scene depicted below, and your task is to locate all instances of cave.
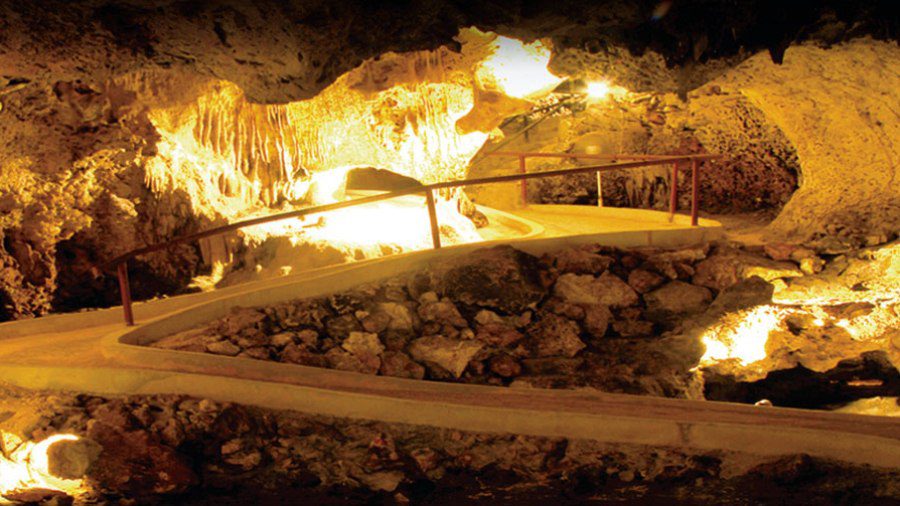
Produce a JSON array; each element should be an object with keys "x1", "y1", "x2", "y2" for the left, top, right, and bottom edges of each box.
[{"x1": 0, "y1": 1, "x2": 898, "y2": 504}]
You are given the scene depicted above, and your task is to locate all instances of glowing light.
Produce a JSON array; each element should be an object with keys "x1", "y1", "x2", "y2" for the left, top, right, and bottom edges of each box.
[
  {"x1": 477, "y1": 36, "x2": 563, "y2": 99},
  {"x1": 700, "y1": 305, "x2": 787, "y2": 366},
  {"x1": 586, "y1": 81, "x2": 611, "y2": 99},
  {"x1": 0, "y1": 433, "x2": 86, "y2": 497}
]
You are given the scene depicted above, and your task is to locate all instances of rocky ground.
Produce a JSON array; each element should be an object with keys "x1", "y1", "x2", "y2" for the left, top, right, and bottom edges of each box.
[
  {"x1": 152, "y1": 241, "x2": 900, "y2": 410},
  {"x1": 1, "y1": 383, "x2": 898, "y2": 505}
]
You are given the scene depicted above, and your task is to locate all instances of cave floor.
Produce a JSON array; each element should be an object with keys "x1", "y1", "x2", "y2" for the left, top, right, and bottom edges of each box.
[{"x1": 0, "y1": 224, "x2": 898, "y2": 471}]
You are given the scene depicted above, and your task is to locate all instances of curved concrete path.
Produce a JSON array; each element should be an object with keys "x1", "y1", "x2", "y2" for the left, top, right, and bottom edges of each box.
[{"x1": 6, "y1": 206, "x2": 897, "y2": 469}]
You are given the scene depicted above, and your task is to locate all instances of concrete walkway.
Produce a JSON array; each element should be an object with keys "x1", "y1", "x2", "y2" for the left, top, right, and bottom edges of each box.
[{"x1": 1, "y1": 206, "x2": 898, "y2": 469}]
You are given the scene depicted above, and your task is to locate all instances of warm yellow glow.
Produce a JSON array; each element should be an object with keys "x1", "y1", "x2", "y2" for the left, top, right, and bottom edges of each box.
[
  {"x1": 477, "y1": 36, "x2": 563, "y2": 99},
  {"x1": 586, "y1": 81, "x2": 611, "y2": 99},
  {"x1": 0, "y1": 433, "x2": 86, "y2": 497},
  {"x1": 143, "y1": 37, "x2": 501, "y2": 268},
  {"x1": 700, "y1": 305, "x2": 788, "y2": 366},
  {"x1": 584, "y1": 80, "x2": 629, "y2": 101}
]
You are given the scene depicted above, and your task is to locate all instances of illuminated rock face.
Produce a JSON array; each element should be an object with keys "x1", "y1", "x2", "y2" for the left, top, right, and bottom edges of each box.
[
  {"x1": 0, "y1": 2, "x2": 898, "y2": 320},
  {"x1": 708, "y1": 39, "x2": 900, "y2": 245}
]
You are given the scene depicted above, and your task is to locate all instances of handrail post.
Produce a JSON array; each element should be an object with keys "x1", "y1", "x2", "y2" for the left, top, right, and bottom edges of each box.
[
  {"x1": 117, "y1": 261, "x2": 135, "y2": 326},
  {"x1": 518, "y1": 154, "x2": 527, "y2": 207},
  {"x1": 668, "y1": 162, "x2": 679, "y2": 222},
  {"x1": 691, "y1": 158, "x2": 700, "y2": 226},
  {"x1": 424, "y1": 189, "x2": 442, "y2": 249},
  {"x1": 596, "y1": 170, "x2": 603, "y2": 207}
]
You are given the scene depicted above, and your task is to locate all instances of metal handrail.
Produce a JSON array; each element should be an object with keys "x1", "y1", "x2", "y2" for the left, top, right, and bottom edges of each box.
[{"x1": 110, "y1": 153, "x2": 719, "y2": 325}]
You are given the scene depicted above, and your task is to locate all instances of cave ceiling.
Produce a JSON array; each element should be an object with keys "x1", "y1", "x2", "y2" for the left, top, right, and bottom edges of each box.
[{"x1": 1, "y1": 0, "x2": 896, "y2": 103}]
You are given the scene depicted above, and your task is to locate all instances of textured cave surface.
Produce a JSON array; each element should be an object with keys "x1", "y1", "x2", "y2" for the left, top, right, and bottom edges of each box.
[
  {"x1": 2, "y1": 0, "x2": 896, "y2": 102},
  {"x1": 0, "y1": 1, "x2": 898, "y2": 320}
]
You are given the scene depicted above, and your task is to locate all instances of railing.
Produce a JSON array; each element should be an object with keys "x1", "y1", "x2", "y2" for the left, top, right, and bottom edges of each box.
[{"x1": 109, "y1": 153, "x2": 719, "y2": 325}]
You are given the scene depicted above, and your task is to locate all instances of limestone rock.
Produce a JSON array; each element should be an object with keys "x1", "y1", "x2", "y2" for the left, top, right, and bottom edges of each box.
[
  {"x1": 527, "y1": 314, "x2": 585, "y2": 358},
  {"x1": 87, "y1": 422, "x2": 197, "y2": 495},
  {"x1": 627, "y1": 268, "x2": 665, "y2": 294},
  {"x1": 377, "y1": 302, "x2": 416, "y2": 332},
  {"x1": 475, "y1": 323, "x2": 524, "y2": 347},
  {"x1": 408, "y1": 336, "x2": 483, "y2": 378},
  {"x1": 280, "y1": 344, "x2": 328, "y2": 368},
  {"x1": 46, "y1": 437, "x2": 102, "y2": 480},
  {"x1": 417, "y1": 299, "x2": 468, "y2": 328},
  {"x1": 434, "y1": 246, "x2": 544, "y2": 314},
  {"x1": 643, "y1": 281, "x2": 712, "y2": 322},
  {"x1": 474, "y1": 309, "x2": 506, "y2": 326},
  {"x1": 488, "y1": 354, "x2": 522, "y2": 377},
  {"x1": 582, "y1": 304, "x2": 613, "y2": 339},
  {"x1": 206, "y1": 340, "x2": 241, "y2": 357},
  {"x1": 544, "y1": 247, "x2": 615, "y2": 274},
  {"x1": 342, "y1": 331, "x2": 385, "y2": 357},
  {"x1": 799, "y1": 256, "x2": 825, "y2": 275},
  {"x1": 554, "y1": 272, "x2": 639, "y2": 308},
  {"x1": 216, "y1": 307, "x2": 266, "y2": 336},
  {"x1": 693, "y1": 247, "x2": 803, "y2": 291},
  {"x1": 325, "y1": 348, "x2": 380, "y2": 375},
  {"x1": 361, "y1": 311, "x2": 391, "y2": 333},
  {"x1": 325, "y1": 314, "x2": 362, "y2": 339},
  {"x1": 269, "y1": 332, "x2": 296, "y2": 348},
  {"x1": 379, "y1": 351, "x2": 426, "y2": 379}
]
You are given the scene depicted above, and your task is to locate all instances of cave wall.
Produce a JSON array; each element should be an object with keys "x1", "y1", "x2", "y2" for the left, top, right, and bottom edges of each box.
[
  {"x1": 2, "y1": 0, "x2": 895, "y2": 103},
  {"x1": 0, "y1": 78, "x2": 216, "y2": 319},
  {"x1": 705, "y1": 38, "x2": 900, "y2": 246},
  {"x1": 466, "y1": 82, "x2": 800, "y2": 214},
  {"x1": 0, "y1": 1, "x2": 898, "y2": 320}
]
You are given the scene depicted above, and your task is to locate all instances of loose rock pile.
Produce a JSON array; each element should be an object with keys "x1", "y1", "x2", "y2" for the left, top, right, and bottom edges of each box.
[
  {"x1": 153, "y1": 242, "x2": 819, "y2": 396},
  {"x1": 2, "y1": 384, "x2": 897, "y2": 504}
]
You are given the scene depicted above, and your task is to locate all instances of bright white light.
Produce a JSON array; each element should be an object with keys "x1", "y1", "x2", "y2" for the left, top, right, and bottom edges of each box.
[{"x1": 585, "y1": 81, "x2": 611, "y2": 99}]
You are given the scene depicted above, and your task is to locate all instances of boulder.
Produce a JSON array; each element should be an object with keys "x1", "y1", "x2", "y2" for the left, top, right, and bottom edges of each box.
[
  {"x1": 799, "y1": 256, "x2": 825, "y2": 275},
  {"x1": 408, "y1": 336, "x2": 483, "y2": 378},
  {"x1": 417, "y1": 299, "x2": 468, "y2": 328},
  {"x1": 643, "y1": 281, "x2": 712, "y2": 323},
  {"x1": 296, "y1": 329, "x2": 320, "y2": 348},
  {"x1": 433, "y1": 246, "x2": 544, "y2": 313},
  {"x1": 268, "y1": 332, "x2": 296, "y2": 348},
  {"x1": 206, "y1": 339, "x2": 241, "y2": 357},
  {"x1": 325, "y1": 348, "x2": 380, "y2": 374},
  {"x1": 554, "y1": 272, "x2": 638, "y2": 308},
  {"x1": 527, "y1": 313, "x2": 585, "y2": 358},
  {"x1": 342, "y1": 331, "x2": 385, "y2": 357},
  {"x1": 693, "y1": 246, "x2": 803, "y2": 291},
  {"x1": 488, "y1": 354, "x2": 522, "y2": 377},
  {"x1": 475, "y1": 322, "x2": 524, "y2": 347},
  {"x1": 474, "y1": 309, "x2": 505, "y2": 326},
  {"x1": 627, "y1": 268, "x2": 665, "y2": 294},
  {"x1": 361, "y1": 311, "x2": 391, "y2": 333},
  {"x1": 280, "y1": 343, "x2": 328, "y2": 367},
  {"x1": 325, "y1": 314, "x2": 362, "y2": 339},
  {"x1": 46, "y1": 437, "x2": 102, "y2": 480},
  {"x1": 87, "y1": 422, "x2": 197, "y2": 495},
  {"x1": 379, "y1": 351, "x2": 426, "y2": 379},
  {"x1": 544, "y1": 247, "x2": 615, "y2": 274},
  {"x1": 582, "y1": 304, "x2": 612, "y2": 339},
  {"x1": 215, "y1": 307, "x2": 266, "y2": 336},
  {"x1": 377, "y1": 302, "x2": 416, "y2": 332}
]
